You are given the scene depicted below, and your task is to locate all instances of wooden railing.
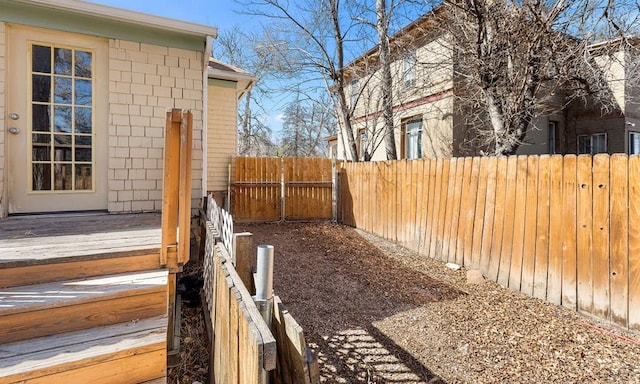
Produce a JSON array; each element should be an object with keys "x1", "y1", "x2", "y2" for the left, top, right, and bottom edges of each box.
[
  {"x1": 339, "y1": 154, "x2": 640, "y2": 331},
  {"x1": 160, "y1": 109, "x2": 193, "y2": 354}
]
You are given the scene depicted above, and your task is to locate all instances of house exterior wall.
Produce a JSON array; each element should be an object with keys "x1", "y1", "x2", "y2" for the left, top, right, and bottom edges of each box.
[
  {"x1": 343, "y1": 34, "x2": 454, "y2": 161},
  {"x1": 0, "y1": 22, "x2": 5, "y2": 217},
  {"x1": 206, "y1": 79, "x2": 237, "y2": 192},
  {"x1": 108, "y1": 39, "x2": 204, "y2": 212}
]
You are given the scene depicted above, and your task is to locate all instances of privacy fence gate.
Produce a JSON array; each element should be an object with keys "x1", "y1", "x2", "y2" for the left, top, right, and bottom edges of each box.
[{"x1": 231, "y1": 157, "x2": 336, "y2": 222}]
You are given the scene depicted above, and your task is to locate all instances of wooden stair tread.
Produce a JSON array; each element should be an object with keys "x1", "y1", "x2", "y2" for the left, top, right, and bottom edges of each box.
[
  {"x1": 0, "y1": 316, "x2": 167, "y2": 379},
  {"x1": 0, "y1": 270, "x2": 168, "y2": 316}
]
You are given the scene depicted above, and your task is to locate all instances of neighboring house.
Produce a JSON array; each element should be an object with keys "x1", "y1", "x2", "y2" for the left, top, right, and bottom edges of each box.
[
  {"x1": 206, "y1": 58, "x2": 256, "y2": 200},
  {"x1": 333, "y1": 11, "x2": 640, "y2": 161},
  {"x1": 0, "y1": 0, "x2": 251, "y2": 217}
]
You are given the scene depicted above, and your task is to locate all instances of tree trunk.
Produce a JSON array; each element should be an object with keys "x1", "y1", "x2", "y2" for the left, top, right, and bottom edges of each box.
[{"x1": 377, "y1": 0, "x2": 397, "y2": 160}]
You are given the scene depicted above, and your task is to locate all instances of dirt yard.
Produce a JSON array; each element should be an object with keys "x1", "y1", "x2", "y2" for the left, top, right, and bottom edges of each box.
[{"x1": 236, "y1": 222, "x2": 640, "y2": 384}]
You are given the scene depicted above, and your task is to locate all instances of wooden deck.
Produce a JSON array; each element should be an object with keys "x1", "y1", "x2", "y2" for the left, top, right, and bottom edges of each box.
[{"x1": 0, "y1": 213, "x2": 162, "y2": 265}]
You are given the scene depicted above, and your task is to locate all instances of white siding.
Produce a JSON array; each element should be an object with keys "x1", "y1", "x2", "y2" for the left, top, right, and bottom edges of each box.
[{"x1": 206, "y1": 81, "x2": 237, "y2": 192}]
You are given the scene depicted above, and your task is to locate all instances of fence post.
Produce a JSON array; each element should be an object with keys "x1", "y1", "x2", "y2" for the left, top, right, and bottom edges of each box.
[
  {"x1": 254, "y1": 244, "x2": 274, "y2": 384},
  {"x1": 233, "y1": 232, "x2": 254, "y2": 293}
]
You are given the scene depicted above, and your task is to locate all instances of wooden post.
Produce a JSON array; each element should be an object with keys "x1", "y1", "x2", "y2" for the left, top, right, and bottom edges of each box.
[
  {"x1": 178, "y1": 111, "x2": 193, "y2": 265},
  {"x1": 234, "y1": 232, "x2": 254, "y2": 294},
  {"x1": 161, "y1": 109, "x2": 181, "y2": 269}
]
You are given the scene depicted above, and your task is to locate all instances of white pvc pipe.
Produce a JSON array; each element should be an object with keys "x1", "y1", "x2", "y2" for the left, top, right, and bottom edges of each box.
[{"x1": 255, "y1": 245, "x2": 274, "y2": 301}]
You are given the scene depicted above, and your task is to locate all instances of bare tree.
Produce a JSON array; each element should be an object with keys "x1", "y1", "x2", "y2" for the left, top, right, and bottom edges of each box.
[
  {"x1": 280, "y1": 91, "x2": 337, "y2": 157},
  {"x1": 238, "y1": 0, "x2": 375, "y2": 161},
  {"x1": 426, "y1": 0, "x2": 640, "y2": 155}
]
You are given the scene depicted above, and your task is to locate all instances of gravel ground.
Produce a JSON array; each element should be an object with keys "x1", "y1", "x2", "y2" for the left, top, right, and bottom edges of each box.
[{"x1": 237, "y1": 222, "x2": 640, "y2": 384}]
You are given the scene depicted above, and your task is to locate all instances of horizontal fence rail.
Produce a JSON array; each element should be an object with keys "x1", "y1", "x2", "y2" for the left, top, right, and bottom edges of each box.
[{"x1": 339, "y1": 154, "x2": 640, "y2": 330}]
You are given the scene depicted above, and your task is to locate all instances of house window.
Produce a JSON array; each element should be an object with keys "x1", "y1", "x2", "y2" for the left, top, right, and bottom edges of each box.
[
  {"x1": 350, "y1": 79, "x2": 359, "y2": 108},
  {"x1": 30, "y1": 43, "x2": 94, "y2": 192},
  {"x1": 403, "y1": 50, "x2": 417, "y2": 88},
  {"x1": 358, "y1": 129, "x2": 368, "y2": 160},
  {"x1": 548, "y1": 121, "x2": 557, "y2": 154},
  {"x1": 630, "y1": 132, "x2": 640, "y2": 154},
  {"x1": 403, "y1": 119, "x2": 423, "y2": 159},
  {"x1": 328, "y1": 141, "x2": 338, "y2": 159},
  {"x1": 578, "y1": 133, "x2": 607, "y2": 155}
]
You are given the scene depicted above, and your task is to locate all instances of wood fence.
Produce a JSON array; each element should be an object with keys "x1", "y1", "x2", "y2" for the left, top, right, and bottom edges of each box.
[
  {"x1": 202, "y1": 195, "x2": 319, "y2": 384},
  {"x1": 232, "y1": 157, "x2": 334, "y2": 222},
  {"x1": 338, "y1": 154, "x2": 640, "y2": 330},
  {"x1": 204, "y1": 222, "x2": 277, "y2": 384}
]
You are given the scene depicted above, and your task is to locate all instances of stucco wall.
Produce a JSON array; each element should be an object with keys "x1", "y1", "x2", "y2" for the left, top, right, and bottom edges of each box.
[
  {"x1": 0, "y1": 22, "x2": 5, "y2": 217},
  {"x1": 108, "y1": 39, "x2": 204, "y2": 212},
  {"x1": 206, "y1": 80, "x2": 237, "y2": 192}
]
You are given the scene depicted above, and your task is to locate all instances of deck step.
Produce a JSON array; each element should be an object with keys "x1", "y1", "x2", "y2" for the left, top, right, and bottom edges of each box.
[
  {"x1": 0, "y1": 251, "x2": 162, "y2": 288},
  {"x1": 0, "y1": 270, "x2": 168, "y2": 344},
  {"x1": 0, "y1": 316, "x2": 167, "y2": 384}
]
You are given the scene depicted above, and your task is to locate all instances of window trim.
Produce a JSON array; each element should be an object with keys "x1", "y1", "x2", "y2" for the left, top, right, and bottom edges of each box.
[
  {"x1": 578, "y1": 133, "x2": 607, "y2": 155},
  {"x1": 357, "y1": 128, "x2": 368, "y2": 161},
  {"x1": 402, "y1": 118, "x2": 423, "y2": 160},
  {"x1": 349, "y1": 78, "x2": 359, "y2": 109},
  {"x1": 402, "y1": 50, "x2": 417, "y2": 89}
]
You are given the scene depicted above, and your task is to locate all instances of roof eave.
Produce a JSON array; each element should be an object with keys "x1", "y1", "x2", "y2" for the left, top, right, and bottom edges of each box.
[{"x1": 8, "y1": 0, "x2": 218, "y2": 38}]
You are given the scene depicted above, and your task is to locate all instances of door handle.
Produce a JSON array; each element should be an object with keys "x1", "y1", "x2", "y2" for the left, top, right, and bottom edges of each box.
[{"x1": 8, "y1": 127, "x2": 20, "y2": 135}]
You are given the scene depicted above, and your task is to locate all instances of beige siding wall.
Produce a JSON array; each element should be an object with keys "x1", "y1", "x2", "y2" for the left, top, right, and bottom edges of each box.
[
  {"x1": 108, "y1": 39, "x2": 204, "y2": 212},
  {"x1": 206, "y1": 81, "x2": 237, "y2": 192},
  {"x1": 0, "y1": 22, "x2": 5, "y2": 216},
  {"x1": 342, "y1": 35, "x2": 454, "y2": 161}
]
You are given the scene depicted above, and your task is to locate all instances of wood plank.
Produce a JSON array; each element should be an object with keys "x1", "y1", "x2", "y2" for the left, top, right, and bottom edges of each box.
[
  {"x1": 591, "y1": 154, "x2": 610, "y2": 320},
  {"x1": 0, "y1": 317, "x2": 166, "y2": 383},
  {"x1": 0, "y1": 291, "x2": 167, "y2": 344},
  {"x1": 533, "y1": 155, "x2": 551, "y2": 300},
  {"x1": 461, "y1": 157, "x2": 480, "y2": 267},
  {"x1": 487, "y1": 156, "x2": 507, "y2": 282},
  {"x1": 409, "y1": 160, "x2": 421, "y2": 252},
  {"x1": 161, "y1": 110, "x2": 181, "y2": 267},
  {"x1": 420, "y1": 159, "x2": 440, "y2": 257},
  {"x1": 629, "y1": 155, "x2": 640, "y2": 330},
  {"x1": 413, "y1": 160, "x2": 426, "y2": 254},
  {"x1": 479, "y1": 157, "x2": 498, "y2": 276},
  {"x1": 561, "y1": 155, "x2": 578, "y2": 309},
  {"x1": 576, "y1": 155, "x2": 593, "y2": 314},
  {"x1": 609, "y1": 154, "x2": 628, "y2": 327},
  {"x1": 498, "y1": 156, "x2": 518, "y2": 287},
  {"x1": 440, "y1": 158, "x2": 458, "y2": 261},
  {"x1": 432, "y1": 159, "x2": 450, "y2": 260},
  {"x1": 470, "y1": 157, "x2": 490, "y2": 270},
  {"x1": 455, "y1": 157, "x2": 473, "y2": 266},
  {"x1": 521, "y1": 156, "x2": 539, "y2": 297},
  {"x1": 178, "y1": 111, "x2": 193, "y2": 266},
  {"x1": 0, "y1": 253, "x2": 161, "y2": 288},
  {"x1": 508, "y1": 156, "x2": 529, "y2": 291},
  {"x1": 447, "y1": 158, "x2": 465, "y2": 263},
  {"x1": 547, "y1": 155, "x2": 564, "y2": 305}
]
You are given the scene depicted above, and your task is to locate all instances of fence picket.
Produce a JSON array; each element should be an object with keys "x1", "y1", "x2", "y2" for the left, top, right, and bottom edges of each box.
[
  {"x1": 592, "y1": 154, "x2": 611, "y2": 320},
  {"x1": 534, "y1": 155, "x2": 551, "y2": 301},
  {"x1": 576, "y1": 155, "x2": 594, "y2": 314},
  {"x1": 422, "y1": 159, "x2": 437, "y2": 257},
  {"x1": 455, "y1": 158, "x2": 474, "y2": 266},
  {"x1": 487, "y1": 156, "x2": 508, "y2": 282},
  {"x1": 461, "y1": 157, "x2": 481, "y2": 267},
  {"x1": 447, "y1": 158, "x2": 465, "y2": 263},
  {"x1": 547, "y1": 155, "x2": 564, "y2": 305},
  {"x1": 479, "y1": 157, "x2": 498, "y2": 275},
  {"x1": 561, "y1": 155, "x2": 578, "y2": 310},
  {"x1": 609, "y1": 154, "x2": 629, "y2": 327},
  {"x1": 521, "y1": 156, "x2": 540, "y2": 297},
  {"x1": 470, "y1": 157, "x2": 489, "y2": 270},
  {"x1": 629, "y1": 156, "x2": 640, "y2": 330},
  {"x1": 498, "y1": 156, "x2": 518, "y2": 287},
  {"x1": 508, "y1": 156, "x2": 529, "y2": 291}
]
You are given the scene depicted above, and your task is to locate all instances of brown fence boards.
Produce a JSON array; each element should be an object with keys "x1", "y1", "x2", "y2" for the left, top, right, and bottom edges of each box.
[
  {"x1": 337, "y1": 154, "x2": 640, "y2": 330},
  {"x1": 609, "y1": 155, "x2": 628, "y2": 327},
  {"x1": 629, "y1": 156, "x2": 640, "y2": 330},
  {"x1": 547, "y1": 155, "x2": 564, "y2": 305},
  {"x1": 561, "y1": 156, "x2": 578, "y2": 310},
  {"x1": 233, "y1": 158, "x2": 333, "y2": 222}
]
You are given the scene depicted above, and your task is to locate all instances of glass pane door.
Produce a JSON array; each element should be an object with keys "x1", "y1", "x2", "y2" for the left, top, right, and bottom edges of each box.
[{"x1": 30, "y1": 43, "x2": 94, "y2": 192}]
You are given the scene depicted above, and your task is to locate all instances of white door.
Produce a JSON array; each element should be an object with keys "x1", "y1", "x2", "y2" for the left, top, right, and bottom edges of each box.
[{"x1": 6, "y1": 26, "x2": 108, "y2": 214}]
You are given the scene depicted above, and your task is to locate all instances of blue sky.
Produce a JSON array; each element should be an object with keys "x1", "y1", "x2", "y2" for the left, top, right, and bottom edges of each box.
[{"x1": 88, "y1": 0, "x2": 248, "y2": 32}]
